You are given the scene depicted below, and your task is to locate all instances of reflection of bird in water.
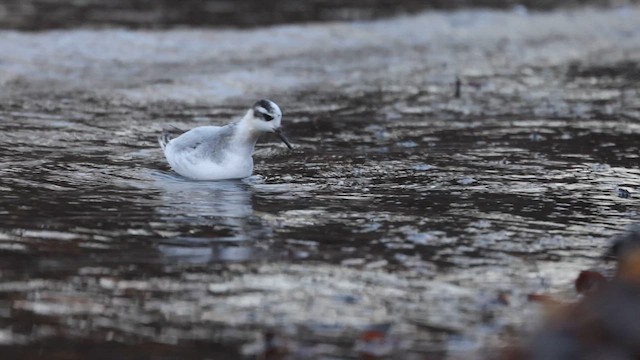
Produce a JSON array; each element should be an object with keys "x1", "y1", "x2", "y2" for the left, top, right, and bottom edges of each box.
[
  {"x1": 154, "y1": 174, "x2": 259, "y2": 232},
  {"x1": 153, "y1": 174, "x2": 272, "y2": 263},
  {"x1": 159, "y1": 99, "x2": 293, "y2": 180}
]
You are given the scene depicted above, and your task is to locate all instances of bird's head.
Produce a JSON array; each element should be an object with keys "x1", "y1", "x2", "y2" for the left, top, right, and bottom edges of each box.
[{"x1": 248, "y1": 99, "x2": 292, "y2": 149}]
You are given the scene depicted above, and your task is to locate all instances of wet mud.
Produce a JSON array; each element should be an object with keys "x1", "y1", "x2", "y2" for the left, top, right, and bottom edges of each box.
[{"x1": 1, "y1": 0, "x2": 636, "y2": 30}]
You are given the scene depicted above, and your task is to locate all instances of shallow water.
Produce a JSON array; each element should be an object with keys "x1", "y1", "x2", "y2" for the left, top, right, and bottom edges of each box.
[{"x1": 1, "y1": 6, "x2": 640, "y2": 360}]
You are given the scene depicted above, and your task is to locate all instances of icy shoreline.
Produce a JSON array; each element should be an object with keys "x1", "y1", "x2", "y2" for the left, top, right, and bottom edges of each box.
[{"x1": 0, "y1": 6, "x2": 638, "y2": 104}]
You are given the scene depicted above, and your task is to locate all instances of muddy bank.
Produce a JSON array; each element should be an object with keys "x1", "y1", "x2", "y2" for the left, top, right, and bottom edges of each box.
[{"x1": 1, "y1": 0, "x2": 638, "y2": 30}]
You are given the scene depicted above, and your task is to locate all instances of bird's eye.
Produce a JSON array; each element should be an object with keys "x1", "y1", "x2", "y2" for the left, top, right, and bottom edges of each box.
[{"x1": 263, "y1": 114, "x2": 274, "y2": 121}]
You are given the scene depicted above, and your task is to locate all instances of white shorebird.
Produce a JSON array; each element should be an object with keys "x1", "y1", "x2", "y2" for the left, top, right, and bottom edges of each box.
[{"x1": 159, "y1": 99, "x2": 292, "y2": 180}]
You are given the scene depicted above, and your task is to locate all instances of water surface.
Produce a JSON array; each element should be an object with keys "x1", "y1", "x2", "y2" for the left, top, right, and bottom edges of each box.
[{"x1": 1, "y1": 6, "x2": 640, "y2": 359}]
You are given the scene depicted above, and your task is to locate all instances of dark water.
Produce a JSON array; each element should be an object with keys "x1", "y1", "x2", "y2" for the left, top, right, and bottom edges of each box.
[
  {"x1": 2, "y1": 88, "x2": 640, "y2": 358},
  {"x1": 1, "y1": 6, "x2": 640, "y2": 360}
]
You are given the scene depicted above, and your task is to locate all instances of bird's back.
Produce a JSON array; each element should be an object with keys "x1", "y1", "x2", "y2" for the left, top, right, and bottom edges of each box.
[
  {"x1": 160, "y1": 124, "x2": 252, "y2": 180},
  {"x1": 163, "y1": 125, "x2": 231, "y2": 162}
]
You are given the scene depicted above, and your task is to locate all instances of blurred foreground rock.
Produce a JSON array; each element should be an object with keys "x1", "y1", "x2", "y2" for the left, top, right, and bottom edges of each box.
[{"x1": 504, "y1": 226, "x2": 640, "y2": 360}]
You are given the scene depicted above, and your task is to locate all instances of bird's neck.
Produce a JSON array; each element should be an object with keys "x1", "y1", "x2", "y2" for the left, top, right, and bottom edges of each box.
[{"x1": 231, "y1": 112, "x2": 261, "y2": 152}]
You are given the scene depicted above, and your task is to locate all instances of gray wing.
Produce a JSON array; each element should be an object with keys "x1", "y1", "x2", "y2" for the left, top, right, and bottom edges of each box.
[{"x1": 164, "y1": 125, "x2": 236, "y2": 164}]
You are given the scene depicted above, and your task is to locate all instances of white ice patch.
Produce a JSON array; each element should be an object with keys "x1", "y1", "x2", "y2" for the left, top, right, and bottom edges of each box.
[{"x1": 0, "y1": 7, "x2": 639, "y2": 103}]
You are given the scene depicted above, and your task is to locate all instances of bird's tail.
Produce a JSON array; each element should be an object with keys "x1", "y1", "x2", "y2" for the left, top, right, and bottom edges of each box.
[{"x1": 158, "y1": 130, "x2": 172, "y2": 151}]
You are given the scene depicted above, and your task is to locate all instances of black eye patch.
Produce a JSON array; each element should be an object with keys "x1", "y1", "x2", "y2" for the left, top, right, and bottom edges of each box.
[{"x1": 263, "y1": 113, "x2": 274, "y2": 121}]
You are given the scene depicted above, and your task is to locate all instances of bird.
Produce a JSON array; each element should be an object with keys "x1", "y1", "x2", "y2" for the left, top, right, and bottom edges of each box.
[{"x1": 158, "y1": 99, "x2": 292, "y2": 180}]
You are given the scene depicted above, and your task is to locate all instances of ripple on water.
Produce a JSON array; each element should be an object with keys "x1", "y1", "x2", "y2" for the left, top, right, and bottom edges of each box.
[{"x1": 1, "y1": 7, "x2": 640, "y2": 358}]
